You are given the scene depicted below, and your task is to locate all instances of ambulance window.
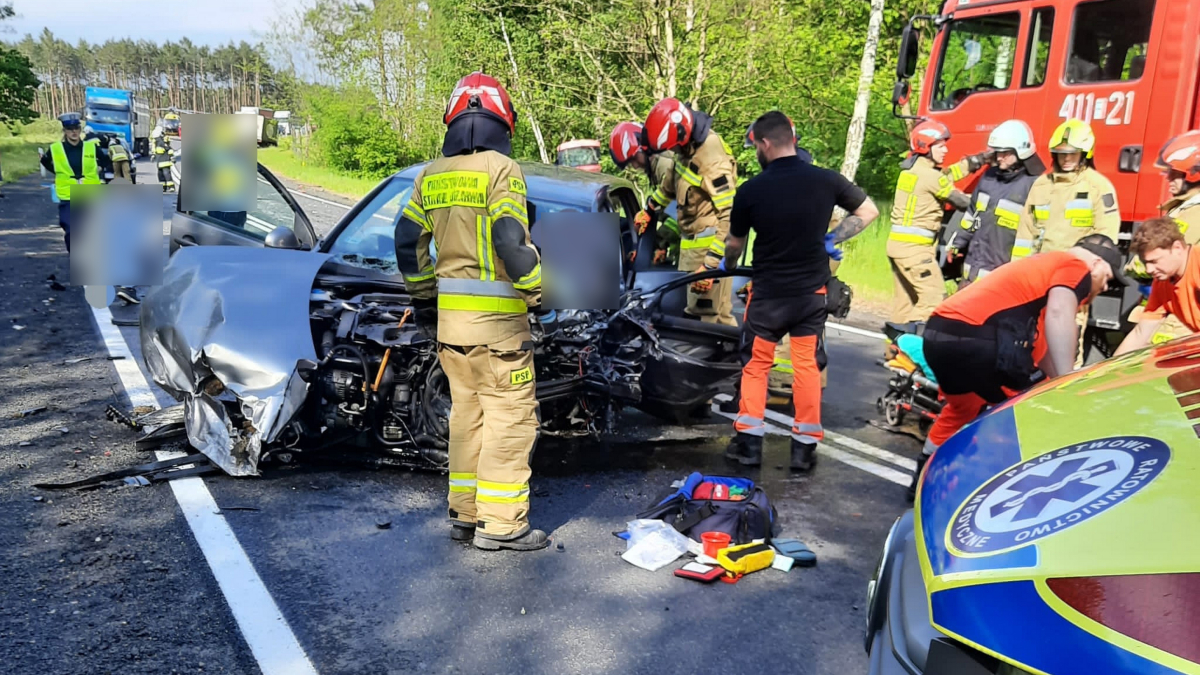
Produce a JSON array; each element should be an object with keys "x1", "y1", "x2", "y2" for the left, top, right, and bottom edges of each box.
[
  {"x1": 1022, "y1": 8, "x2": 1055, "y2": 88},
  {"x1": 1066, "y1": 0, "x2": 1155, "y2": 83},
  {"x1": 930, "y1": 13, "x2": 1021, "y2": 111}
]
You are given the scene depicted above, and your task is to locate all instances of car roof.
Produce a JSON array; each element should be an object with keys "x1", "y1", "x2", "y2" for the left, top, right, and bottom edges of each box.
[
  {"x1": 394, "y1": 160, "x2": 636, "y2": 207},
  {"x1": 556, "y1": 139, "x2": 601, "y2": 151}
]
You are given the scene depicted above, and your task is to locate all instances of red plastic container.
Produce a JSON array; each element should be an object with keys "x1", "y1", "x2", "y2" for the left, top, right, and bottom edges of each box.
[{"x1": 701, "y1": 531, "x2": 732, "y2": 558}]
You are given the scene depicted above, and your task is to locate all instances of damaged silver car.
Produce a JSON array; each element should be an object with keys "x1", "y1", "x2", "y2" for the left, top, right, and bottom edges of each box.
[{"x1": 142, "y1": 163, "x2": 748, "y2": 476}]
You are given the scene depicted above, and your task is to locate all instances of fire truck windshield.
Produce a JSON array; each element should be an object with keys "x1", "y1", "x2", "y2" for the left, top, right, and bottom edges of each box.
[{"x1": 930, "y1": 13, "x2": 1020, "y2": 111}]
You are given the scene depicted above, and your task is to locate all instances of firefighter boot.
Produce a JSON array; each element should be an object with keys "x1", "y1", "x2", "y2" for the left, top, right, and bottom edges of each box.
[
  {"x1": 451, "y1": 523, "x2": 475, "y2": 542},
  {"x1": 906, "y1": 453, "x2": 930, "y2": 502},
  {"x1": 790, "y1": 439, "x2": 817, "y2": 472},
  {"x1": 473, "y1": 527, "x2": 550, "y2": 551},
  {"x1": 724, "y1": 433, "x2": 763, "y2": 466}
]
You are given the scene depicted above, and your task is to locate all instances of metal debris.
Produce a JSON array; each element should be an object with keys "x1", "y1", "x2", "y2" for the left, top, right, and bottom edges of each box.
[
  {"x1": 105, "y1": 405, "x2": 142, "y2": 430},
  {"x1": 64, "y1": 357, "x2": 93, "y2": 365},
  {"x1": 19, "y1": 441, "x2": 32, "y2": 447},
  {"x1": 375, "y1": 518, "x2": 392, "y2": 530},
  {"x1": 16, "y1": 406, "x2": 47, "y2": 418}
]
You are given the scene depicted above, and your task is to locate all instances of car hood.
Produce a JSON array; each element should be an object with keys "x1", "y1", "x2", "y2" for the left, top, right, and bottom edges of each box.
[
  {"x1": 914, "y1": 337, "x2": 1200, "y2": 675},
  {"x1": 140, "y1": 246, "x2": 332, "y2": 476}
]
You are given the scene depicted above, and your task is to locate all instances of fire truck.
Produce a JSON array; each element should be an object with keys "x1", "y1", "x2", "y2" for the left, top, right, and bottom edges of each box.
[{"x1": 892, "y1": 0, "x2": 1198, "y2": 348}]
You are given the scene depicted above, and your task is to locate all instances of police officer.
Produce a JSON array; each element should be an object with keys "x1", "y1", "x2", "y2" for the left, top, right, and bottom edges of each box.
[
  {"x1": 887, "y1": 120, "x2": 987, "y2": 326},
  {"x1": 643, "y1": 98, "x2": 738, "y2": 326},
  {"x1": 1012, "y1": 119, "x2": 1119, "y2": 366},
  {"x1": 394, "y1": 72, "x2": 549, "y2": 552},
  {"x1": 608, "y1": 121, "x2": 680, "y2": 265},
  {"x1": 39, "y1": 113, "x2": 111, "y2": 252},
  {"x1": 949, "y1": 120, "x2": 1044, "y2": 284},
  {"x1": 722, "y1": 111, "x2": 879, "y2": 471}
]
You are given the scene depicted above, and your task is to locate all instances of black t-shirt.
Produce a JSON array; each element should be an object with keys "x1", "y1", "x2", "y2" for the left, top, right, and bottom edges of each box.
[{"x1": 730, "y1": 156, "x2": 867, "y2": 299}]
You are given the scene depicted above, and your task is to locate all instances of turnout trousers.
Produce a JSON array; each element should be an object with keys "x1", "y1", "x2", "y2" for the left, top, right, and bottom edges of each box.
[
  {"x1": 734, "y1": 289, "x2": 827, "y2": 445},
  {"x1": 889, "y1": 252, "x2": 944, "y2": 324},
  {"x1": 679, "y1": 246, "x2": 736, "y2": 326},
  {"x1": 438, "y1": 333, "x2": 540, "y2": 538}
]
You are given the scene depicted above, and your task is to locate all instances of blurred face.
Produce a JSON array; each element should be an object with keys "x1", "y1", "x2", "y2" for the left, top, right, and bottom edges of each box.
[
  {"x1": 628, "y1": 151, "x2": 648, "y2": 173},
  {"x1": 64, "y1": 127, "x2": 81, "y2": 143},
  {"x1": 1086, "y1": 258, "x2": 1114, "y2": 303},
  {"x1": 994, "y1": 149, "x2": 1018, "y2": 171},
  {"x1": 1166, "y1": 169, "x2": 1187, "y2": 197},
  {"x1": 1141, "y1": 240, "x2": 1189, "y2": 281},
  {"x1": 1055, "y1": 150, "x2": 1083, "y2": 172},
  {"x1": 930, "y1": 142, "x2": 949, "y2": 165}
]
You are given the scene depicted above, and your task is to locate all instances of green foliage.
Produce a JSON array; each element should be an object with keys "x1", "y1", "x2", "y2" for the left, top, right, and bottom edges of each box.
[
  {"x1": 305, "y1": 87, "x2": 424, "y2": 179},
  {"x1": 0, "y1": 118, "x2": 62, "y2": 183},
  {"x1": 0, "y1": 45, "x2": 39, "y2": 126}
]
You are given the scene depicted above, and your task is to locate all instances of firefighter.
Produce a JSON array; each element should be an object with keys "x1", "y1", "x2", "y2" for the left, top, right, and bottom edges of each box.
[
  {"x1": 394, "y1": 72, "x2": 549, "y2": 552},
  {"x1": 152, "y1": 127, "x2": 176, "y2": 192},
  {"x1": 1125, "y1": 131, "x2": 1200, "y2": 344},
  {"x1": 107, "y1": 135, "x2": 134, "y2": 183},
  {"x1": 1012, "y1": 119, "x2": 1120, "y2": 258},
  {"x1": 912, "y1": 234, "x2": 1125, "y2": 500},
  {"x1": 886, "y1": 120, "x2": 986, "y2": 327},
  {"x1": 722, "y1": 111, "x2": 880, "y2": 470},
  {"x1": 948, "y1": 120, "x2": 1045, "y2": 284},
  {"x1": 1012, "y1": 119, "x2": 1119, "y2": 366},
  {"x1": 39, "y1": 113, "x2": 110, "y2": 253},
  {"x1": 643, "y1": 98, "x2": 738, "y2": 326},
  {"x1": 608, "y1": 121, "x2": 680, "y2": 265}
]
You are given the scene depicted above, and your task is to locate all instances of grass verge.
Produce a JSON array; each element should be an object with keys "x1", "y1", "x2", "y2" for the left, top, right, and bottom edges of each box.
[
  {"x1": 835, "y1": 205, "x2": 893, "y2": 307},
  {"x1": 257, "y1": 146, "x2": 382, "y2": 200},
  {"x1": 1, "y1": 119, "x2": 62, "y2": 185}
]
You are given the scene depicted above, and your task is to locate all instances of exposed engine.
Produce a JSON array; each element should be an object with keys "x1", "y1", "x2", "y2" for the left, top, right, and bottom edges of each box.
[{"x1": 269, "y1": 285, "x2": 657, "y2": 470}]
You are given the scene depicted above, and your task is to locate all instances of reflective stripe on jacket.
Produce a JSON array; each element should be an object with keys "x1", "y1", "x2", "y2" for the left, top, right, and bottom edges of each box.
[{"x1": 957, "y1": 166, "x2": 1039, "y2": 277}]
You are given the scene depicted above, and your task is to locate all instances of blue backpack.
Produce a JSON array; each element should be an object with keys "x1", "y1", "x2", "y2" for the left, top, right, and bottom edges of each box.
[{"x1": 636, "y1": 472, "x2": 780, "y2": 545}]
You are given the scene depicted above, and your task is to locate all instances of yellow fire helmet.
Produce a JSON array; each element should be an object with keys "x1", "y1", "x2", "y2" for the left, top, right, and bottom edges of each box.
[
  {"x1": 1049, "y1": 118, "x2": 1096, "y2": 159},
  {"x1": 164, "y1": 112, "x2": 180, "y2": 121}
]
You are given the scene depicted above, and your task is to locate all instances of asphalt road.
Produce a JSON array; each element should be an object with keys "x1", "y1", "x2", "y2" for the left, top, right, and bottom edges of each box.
[{"x1": 0, "y1": 155, "x2": 924, "y2": 675}]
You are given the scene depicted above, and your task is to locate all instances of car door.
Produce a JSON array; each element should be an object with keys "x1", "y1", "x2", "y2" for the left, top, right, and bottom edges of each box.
[{"x1": 168, "y1": 163, "x2": 316, "y2": 254}]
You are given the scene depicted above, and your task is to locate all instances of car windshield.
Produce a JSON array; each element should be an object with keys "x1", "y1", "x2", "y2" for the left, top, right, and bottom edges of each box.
[
  {"x1": 326, "y1": 177, "x2": 411, "y2": 275},
  {"x1": 327, "y1": 177, "x2": 593, "y2": 275},
  {"x1": 87, "y1": 108, "x2": 130, "y2": 125},
  {"x1": 557, "y1": 148, "x2": 600, "y2": 167},
  {"x1": 930, "y1": 13, "x2": 1020, "y2": 111}
]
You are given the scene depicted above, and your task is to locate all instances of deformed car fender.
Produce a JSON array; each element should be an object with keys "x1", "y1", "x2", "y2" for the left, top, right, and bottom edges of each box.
[{"x1": 140, "y1": 246, "x2": 333, "y2": 476}]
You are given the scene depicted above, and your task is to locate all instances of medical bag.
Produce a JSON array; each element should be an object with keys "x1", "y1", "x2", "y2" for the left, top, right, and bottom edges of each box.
[{"x1": 635, "y1": 472, "x2": 779, "y2": 545}]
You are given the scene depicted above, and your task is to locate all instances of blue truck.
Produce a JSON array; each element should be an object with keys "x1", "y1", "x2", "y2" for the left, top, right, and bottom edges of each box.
[{"x1": 84, "y1": 87, "x2": 152, "y2": 156}]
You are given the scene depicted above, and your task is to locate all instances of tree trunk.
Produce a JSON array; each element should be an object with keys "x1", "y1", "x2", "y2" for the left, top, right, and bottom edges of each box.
[
  {"x1": 255, "y1": 67, "x2": 261, "y2": 108},
  {"x1": 663, "y1": 0, "x2": 677, "y2": 98},
  {"x1": 499, "y1": 12, "x2": 549, "y2": 163},
  {"x1": 690, "y1": 0, "x2": 712, "y2": 107},
  {"x1": 839, "y1": 0, "x2": 884, "y2": 182}
]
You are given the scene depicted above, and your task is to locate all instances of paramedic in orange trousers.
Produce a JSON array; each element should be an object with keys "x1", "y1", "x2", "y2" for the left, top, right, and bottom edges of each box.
[{"x1": 721, "y1": 112, "x2": 879, "y2": 470}]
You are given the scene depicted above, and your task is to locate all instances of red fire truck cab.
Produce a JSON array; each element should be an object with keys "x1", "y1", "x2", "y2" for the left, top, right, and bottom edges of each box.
[{"x1": 894, "y1": 0, "x2": 1199, "y2": 226}]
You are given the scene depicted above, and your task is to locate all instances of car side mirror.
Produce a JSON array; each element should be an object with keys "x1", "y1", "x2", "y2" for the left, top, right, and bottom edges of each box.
[
  {"x1": 897, "y1": 24, "x2": 920, "y2": 80},
  {"x1": 265, "y1": 226, "x2": 302, "y2": 250},
  {"x1": 892, "y1": 80, "x2": 912, "y2": 107}
]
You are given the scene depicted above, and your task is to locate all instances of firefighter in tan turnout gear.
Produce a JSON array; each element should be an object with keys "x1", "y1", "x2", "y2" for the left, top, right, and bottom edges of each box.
[
  {"x1": 886, "y1": 119, "x2": 986, "y2": 326},
  {"x1": 1012, "y1": 119, "x2": 1120, "y2": 366},
  {"x1": 394, "y1": 72, "x2": 550, "y2": 551},
  {"x1": 643, "y1": 98, "x2": 738, "y2": 325},
  {"x1": 608, "y1": 121, "x2": 681, "y2": 265}
]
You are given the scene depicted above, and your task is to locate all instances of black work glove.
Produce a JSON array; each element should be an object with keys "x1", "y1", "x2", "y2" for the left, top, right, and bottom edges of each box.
[{"x1": 413, "y1": 298, "x2": 438, "y2": 342}]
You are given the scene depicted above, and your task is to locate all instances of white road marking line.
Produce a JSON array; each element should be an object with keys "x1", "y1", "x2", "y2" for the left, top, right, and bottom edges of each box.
[
  {"x1": 821, "y1": 429, "x2": 916, "y2": 471},
  {"x1": 89, "y1": 305, "x2": 320, "y2": 675},
  {"x1": 708, "y1": 401, "x2": 909, "y2": 486},
  {"x1": 827, "y1": 322, "x2": 886, "y2": 340}
]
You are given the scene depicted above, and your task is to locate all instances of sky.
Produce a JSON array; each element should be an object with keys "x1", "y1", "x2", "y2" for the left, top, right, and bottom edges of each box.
[{"x1": 4, "y1": 0, "x2": 291, "y2": 47}]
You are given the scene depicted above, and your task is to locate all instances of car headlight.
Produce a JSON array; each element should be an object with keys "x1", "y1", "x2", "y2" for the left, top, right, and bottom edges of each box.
[{"x1": 866, "y1": 515, "x2": 903, "y2": 630}]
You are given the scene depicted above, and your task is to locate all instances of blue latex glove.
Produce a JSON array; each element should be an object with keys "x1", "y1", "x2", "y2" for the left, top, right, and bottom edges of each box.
[
  {"x1": 824, "y1": 233, "x2": 843, "y2": 261},
  {"x1": 1138, "y1": 284, "x2": 1152, "y2": 299},
  {"x1": 717, "y1": 258, "x2": 727, "y2": 272},
  {"x1": 537, "y1": 309, "x2": 558, "y2": 324}
]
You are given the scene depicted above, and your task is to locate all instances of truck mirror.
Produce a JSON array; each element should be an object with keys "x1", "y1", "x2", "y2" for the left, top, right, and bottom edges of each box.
[
  {"x1": 897, "y1": 24, "x2": 920, "y2": 80},
  {"x1": 892, "y1": 81, "x2": 911, "y2": 107}
]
